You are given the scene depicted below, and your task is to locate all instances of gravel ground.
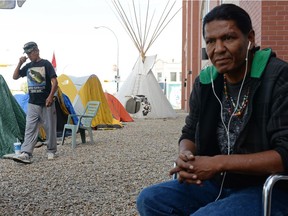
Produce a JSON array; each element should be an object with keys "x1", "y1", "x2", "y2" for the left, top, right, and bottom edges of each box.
[{"x1": 0, "y1": 110, "x2": 187, "y2": 216}]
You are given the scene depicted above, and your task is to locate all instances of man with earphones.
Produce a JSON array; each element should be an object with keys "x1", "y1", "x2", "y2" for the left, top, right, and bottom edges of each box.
[{"x1": 137, "y1": 4, "x2": 288, "y2": 216}]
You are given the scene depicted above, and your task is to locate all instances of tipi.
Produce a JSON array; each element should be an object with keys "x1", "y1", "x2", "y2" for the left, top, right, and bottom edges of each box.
[{"x1": 112, "y1": 0, "x2": 180, "y2": 118}]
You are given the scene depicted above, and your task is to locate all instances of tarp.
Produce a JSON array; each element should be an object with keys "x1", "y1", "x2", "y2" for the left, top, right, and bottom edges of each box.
[
  {"x1": 58, "y1": 74, "x2": 122, "y2": 129},
  {"x1": 104, "y1": 92, "x2": 133, "y2": 122},
  {"x1": 55, "y1": 87, "x2": 78, "y2": 128},
  {"x1": 0, "y1": 75, "x2": 26, "y2": 157},
  {"x1": 0, "y1": 0, "x2": 26, "y2": 9}
]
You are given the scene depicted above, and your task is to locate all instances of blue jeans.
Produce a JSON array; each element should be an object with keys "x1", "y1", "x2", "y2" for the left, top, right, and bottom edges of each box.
[{"x1": 137, "y1": 179, "x2": 288, "y2": 216}]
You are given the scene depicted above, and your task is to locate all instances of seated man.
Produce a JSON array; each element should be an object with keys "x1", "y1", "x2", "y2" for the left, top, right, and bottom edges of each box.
[{"x1": 137, "y1": 4, "x2": 288, "y2": 216}]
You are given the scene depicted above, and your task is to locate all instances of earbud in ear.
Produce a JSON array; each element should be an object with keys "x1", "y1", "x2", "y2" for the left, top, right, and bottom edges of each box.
[
  {"x1": 245, "y1": 41, "x2": 252, "y2": 61},
  {"x1": 248, "y1": 41, "x2": 251, "y2": 50}
]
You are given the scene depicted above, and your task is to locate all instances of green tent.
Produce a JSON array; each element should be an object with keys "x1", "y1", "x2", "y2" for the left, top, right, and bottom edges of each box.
[{"x1": 0, "y1": 75, "x2": 26, "y2": 157}]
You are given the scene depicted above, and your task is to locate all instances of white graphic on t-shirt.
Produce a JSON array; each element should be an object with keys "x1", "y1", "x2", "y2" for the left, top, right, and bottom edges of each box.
[{"x1": 27, "y1": 66, "x2": 46, "y2": 93}]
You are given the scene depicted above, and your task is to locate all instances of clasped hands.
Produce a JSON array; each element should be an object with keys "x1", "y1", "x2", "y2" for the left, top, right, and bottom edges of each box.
[{"x1": 169, "y1": 150, "x2": 220, "y2": 185}]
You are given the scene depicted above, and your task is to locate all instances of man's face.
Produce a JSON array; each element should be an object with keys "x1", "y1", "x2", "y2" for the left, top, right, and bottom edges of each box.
[
  {"x1": 204, "y1": 20, "x2": 252, "y2": 75},
  {"x1": 26, "y1": 49, "x2": 39, "y2": 61}
]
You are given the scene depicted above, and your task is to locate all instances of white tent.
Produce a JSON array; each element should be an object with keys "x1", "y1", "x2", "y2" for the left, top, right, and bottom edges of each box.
[
  {"x1": 112, "y1": 0, "x2": 180, "y2": 118},
  {"x1": 117, "y1": 55, "x2": 176, "y2": 118}
]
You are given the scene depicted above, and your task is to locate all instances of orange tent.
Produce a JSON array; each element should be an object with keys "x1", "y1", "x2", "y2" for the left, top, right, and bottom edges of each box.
[{"x1": 104, "y1": 93, "x2": 134, "y2": 122}]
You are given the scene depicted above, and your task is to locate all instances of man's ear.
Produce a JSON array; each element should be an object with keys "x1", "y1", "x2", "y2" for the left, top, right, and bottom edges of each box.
[{"x1": 247, "y1": 30, "x2": 255, "y2": 50}]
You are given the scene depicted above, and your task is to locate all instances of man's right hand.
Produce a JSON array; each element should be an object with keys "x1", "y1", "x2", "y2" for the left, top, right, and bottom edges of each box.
[
  {"x1": 13, "y1": 56, "x2": 27, "y2": 80},
  {"x1": 19, "y1": 56, "x2": 27, "y2": 64},
  {"x1": 169, "y1": 150, "x2": 200, "y2": 184}
]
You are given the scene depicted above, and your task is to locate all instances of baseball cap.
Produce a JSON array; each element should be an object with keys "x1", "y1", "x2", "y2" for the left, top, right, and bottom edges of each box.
[{"x1": 23, "y1": 41, "x2": 38, "y2": 54}]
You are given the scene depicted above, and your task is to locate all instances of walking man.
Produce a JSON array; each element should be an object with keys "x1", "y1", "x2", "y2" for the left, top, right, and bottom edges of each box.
[{"x1": 13, "y1": 42, "x2": 58, "y2": 164}]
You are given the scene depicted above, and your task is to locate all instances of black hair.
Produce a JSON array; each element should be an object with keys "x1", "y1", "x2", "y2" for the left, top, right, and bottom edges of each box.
[{"x1": 202, "y1": 4, "x2": 253, "y2": 38}]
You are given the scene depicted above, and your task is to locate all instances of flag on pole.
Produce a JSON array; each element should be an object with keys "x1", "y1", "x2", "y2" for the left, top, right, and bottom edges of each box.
[{"x1": 51, "y1": 52, "x2": 57, "y2": 71}]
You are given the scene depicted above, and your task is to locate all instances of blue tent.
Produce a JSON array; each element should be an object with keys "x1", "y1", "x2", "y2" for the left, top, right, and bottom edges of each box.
[{"x1": 14, "y1": 94, "x2": 29, "y2": 113}]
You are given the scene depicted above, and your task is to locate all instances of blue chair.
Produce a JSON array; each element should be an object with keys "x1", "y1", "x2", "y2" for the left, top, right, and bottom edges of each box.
[{"x1": 61, "y1": 101, "x2": 100, "y2": 148}]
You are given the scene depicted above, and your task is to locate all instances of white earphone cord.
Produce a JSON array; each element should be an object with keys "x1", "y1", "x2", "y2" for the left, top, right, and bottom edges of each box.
[{"x1": 210, "y1": 41, "x2": 251, "y2": 201}]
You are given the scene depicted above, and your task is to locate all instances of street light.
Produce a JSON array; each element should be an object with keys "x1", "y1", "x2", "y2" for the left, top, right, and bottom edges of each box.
[{"x1": 94, "y1": 26, "x2": 120, "y2": 92}]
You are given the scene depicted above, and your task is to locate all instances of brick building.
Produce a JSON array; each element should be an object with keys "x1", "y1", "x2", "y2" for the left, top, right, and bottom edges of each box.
[{"x1": 181, "y1": 0, "x2": 288, "y2": 111}]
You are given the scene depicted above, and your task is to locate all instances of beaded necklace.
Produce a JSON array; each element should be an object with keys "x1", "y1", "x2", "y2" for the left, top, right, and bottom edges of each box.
[{"x1": 223, "y1": 74, "x2": 250, "y2": 117}]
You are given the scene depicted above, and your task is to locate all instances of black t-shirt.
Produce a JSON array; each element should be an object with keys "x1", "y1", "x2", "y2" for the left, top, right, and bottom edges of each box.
[
  {"x1": 19, "y1": 59, "x2": 57, "y2": 106},
  {"x1": 216, "y1": 78, "x2": 251, "y2": 154}
]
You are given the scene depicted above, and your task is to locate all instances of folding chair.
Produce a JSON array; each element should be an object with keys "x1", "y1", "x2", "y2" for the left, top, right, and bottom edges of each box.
[
  {"x1": 61, "y1": 101, "x2": 100, "y2": 148},
  {"x1": 263, "y1": 174, "x2": 288, "y2": 216}
]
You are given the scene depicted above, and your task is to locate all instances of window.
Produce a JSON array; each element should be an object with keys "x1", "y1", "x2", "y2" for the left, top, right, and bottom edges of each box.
[
  {"x1": 157, "y1": 72, "x2": 162, "y2": 82},
  {"x1": 170, "y1": 72, "x2": 177, "y2": 82}
]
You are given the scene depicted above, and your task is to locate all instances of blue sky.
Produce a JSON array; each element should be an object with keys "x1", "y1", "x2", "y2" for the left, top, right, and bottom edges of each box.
[{"x1": 0, "y1": 0, "x2": 182, "y2": 92}]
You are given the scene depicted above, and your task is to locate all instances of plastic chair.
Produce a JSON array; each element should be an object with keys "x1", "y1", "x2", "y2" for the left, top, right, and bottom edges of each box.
[
  {"x1": 61, "y1": 101, "x2": 100, "y2": 148},
  {"x1": 263, "y1": 174, "x2": 288, "y2": 216}
]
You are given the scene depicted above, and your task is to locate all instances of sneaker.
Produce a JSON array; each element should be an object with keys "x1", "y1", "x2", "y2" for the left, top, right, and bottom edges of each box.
[
  {"x1": 35, "y1": 142, "x2": 44, "y2": 148},
  {"x1": 13, "y1": 152, "x2": 32, "y2": 164},
  {"x1": 47, "y1": 152, "x2": 56, "y2": 160}
]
